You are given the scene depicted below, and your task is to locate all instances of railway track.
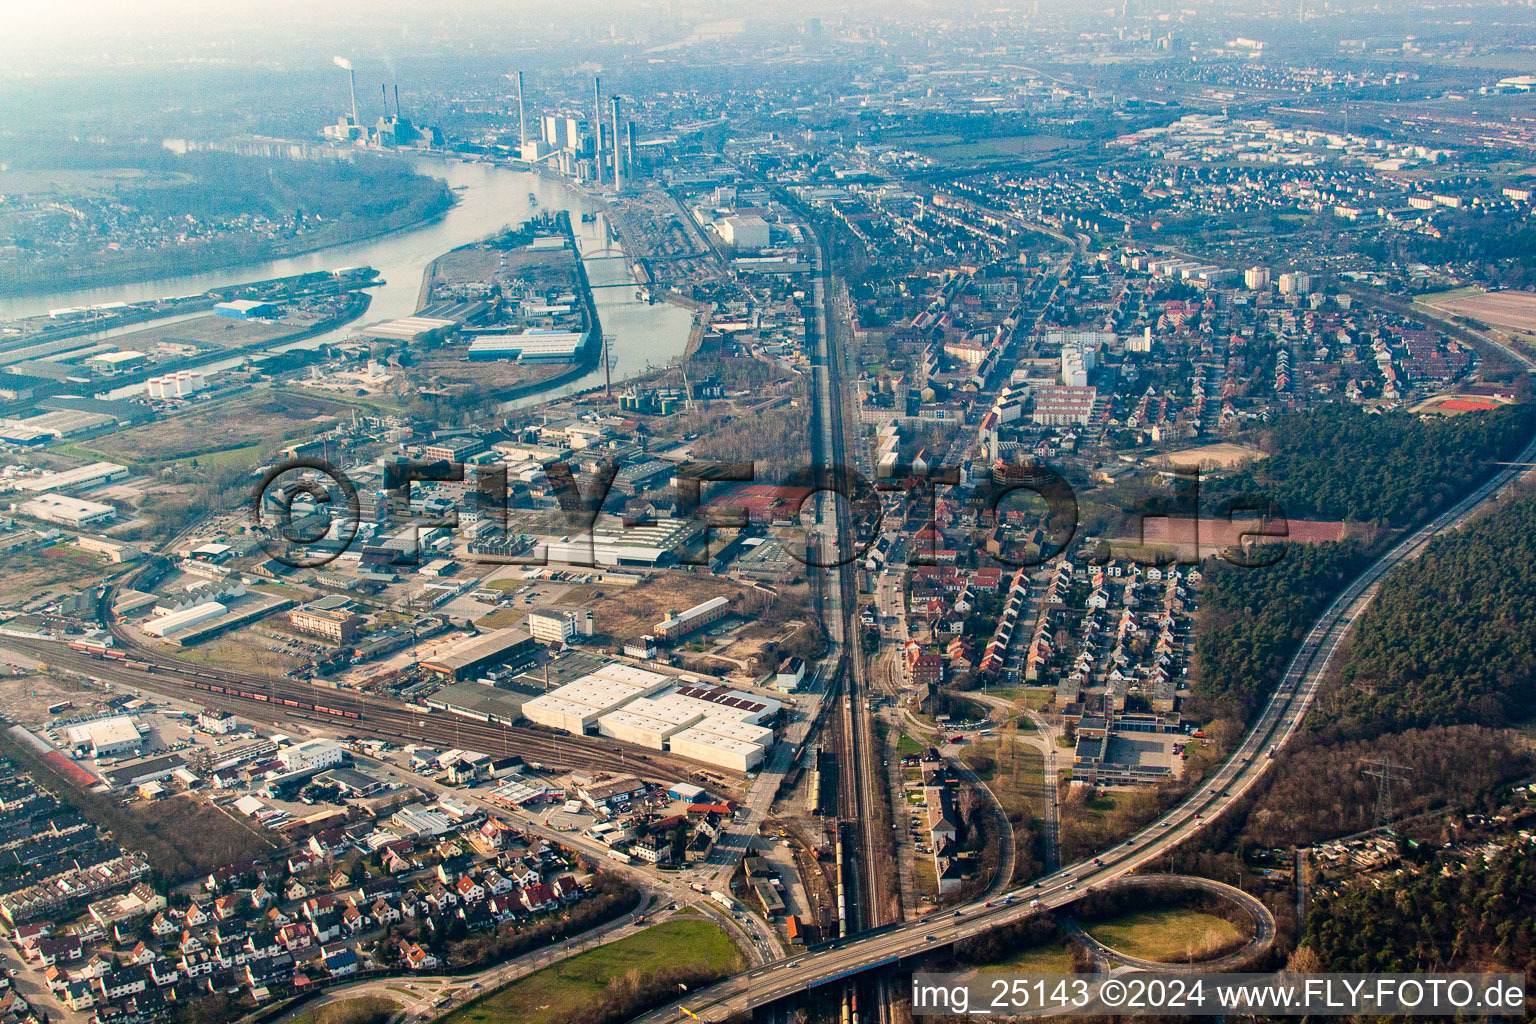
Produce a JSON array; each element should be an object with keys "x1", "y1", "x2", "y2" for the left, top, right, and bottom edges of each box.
[{"x1": 5, "y1": 638, "x2": 739, "y2": 788}]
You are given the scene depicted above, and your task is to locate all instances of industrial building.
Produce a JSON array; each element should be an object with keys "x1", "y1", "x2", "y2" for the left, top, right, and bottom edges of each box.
[
  {"x1": 654, "y1": 596, "x2": 731, "y2": 641},
  {"x1": 142, "y1": 601, "x2": 228, "y2": 638},
  {"x1": 526, "y1": 663, "x2": 778, "y2": 770},
  {"x1": 65, "y1": 717, "x2": 144, "y2": 759},
  {"x1": 17, "y1": 494, "x2": 116, "y2": 528},
  {"x1": 363, "y1": 317, "x2": 458, "y2": 343},
  {"x1": 276, "y1": 739, "x2": 345, "y2": 774},
  {"x1": 542, "y1": 515, "x2": 696, "y2": 567},
  {"x1": 719, "y1": 215, "x2": 770, "y2": 251},
  {"x1": 526, "y1": 607, "x2": 594, "y2": 645},
  {"x1": 595, "y1": 700, "x2": 704, "y2": 749},
  {"x1": 520, "y1": 665, "x2": 672, "y2": 735},
  {"x1": 466, "y1": 330, "x2": 589, "y2": 362},
  {"x1": 290, "y1": 598, "x2": 361, "y2": 644},
  {"x1": 668, "y1": 723, "x2": 769, "y2": 773},
  {"x1": 421, "y1": 628, "x2": 538, "y2": 681},
  {"x1": 213, "y1": 300, "x2": 279, "y2": 320},
  {"x1": 16, "y1": 462, "x2": 130, "y2": 493},
  {"x1": 424, "y1": 681, "x2": 526, "y2": 725},
  {"x1": 85, "y1": 350, "x2": 148, "y2": 371}
]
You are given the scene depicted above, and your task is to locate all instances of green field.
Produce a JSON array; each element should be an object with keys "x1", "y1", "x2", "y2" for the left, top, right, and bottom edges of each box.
[
  {"x1": 1414, "y1": 285, "x2": 1484, "y2": 305},
  {"x1": 442, "y1": 920, "x2": 742, "y2": 1024},
  {"x1": 977, "y1": 942, "x2": 1076, "y2": 974},
  {"x1": 920, "y1": 134, "x2": 1078, "y2": 163},
  {"x1": 962, "y1": 739, "x2": 1044, "y2": 820},
  {"x1": 292, "y1": 996, "x2": 400, "y2": 1024},
  {"x1": 1085, "y1": 908, "x2": 1247, "y2": 963}
]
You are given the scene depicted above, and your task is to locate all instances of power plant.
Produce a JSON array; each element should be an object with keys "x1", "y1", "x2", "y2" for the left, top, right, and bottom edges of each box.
[
  {"x1": 507, "y1": 72, "x2": 643, "y2": 188},
  {"x1": 321, "y1": 56, "x2": 442, "y2": 150}
]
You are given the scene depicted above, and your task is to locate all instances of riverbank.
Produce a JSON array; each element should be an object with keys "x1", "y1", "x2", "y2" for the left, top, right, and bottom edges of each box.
[
  {"x1": 0, "y1": 192, "x2": 454, "y2": 300},
  {"x1": 2, "y1": 152, "x2": 693, "y2": 404}
]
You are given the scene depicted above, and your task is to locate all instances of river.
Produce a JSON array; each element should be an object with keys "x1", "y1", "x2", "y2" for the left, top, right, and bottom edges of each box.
[{"x1": 0, "y1": 157, "x2": 694, "y2": 406}]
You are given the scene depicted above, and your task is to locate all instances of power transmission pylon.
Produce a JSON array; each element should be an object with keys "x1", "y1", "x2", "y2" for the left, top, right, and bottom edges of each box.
[{"x1": 1362, "y1": 759, "x2": 1412, "y2": 834}]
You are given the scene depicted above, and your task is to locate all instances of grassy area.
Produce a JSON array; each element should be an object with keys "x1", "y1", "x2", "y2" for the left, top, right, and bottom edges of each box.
[
  {"x1": 977, "y1": 942, "x2": 1076, "y2": 974},
  {"x1": 443, "y1": 919, "x2": 741, "y2": 1024},
  {"x1": 293, "y1": 997, "x2": 400, "y2": 1024},
  {"x1": 961, "y1": 739, "x2": 1044, "y2": 820},
  {"x1": 1414, "y1": 285, "x2": 1484, "y2": 304},
  {"x1": 0, "y1": 546, "x2": 110, "y2": 607},
  {"x1": 170, "y1": 632, "x2": 303, "y2": 675},
  {"x1": 895, "y1": 732, "x2": 925, "y2": 758},
  {"x1": 913, "y1": 850, "x2": 940, "y2": 902},
  {"x1": 1084, "y1": 908, "x2": 1247, "y2": 964},
  {"x1": 476, "y1": 607, "x2": 529, "y2": 629},
  {"x1": 78, "y1": 389, "x2": 350, "y2": 468}
]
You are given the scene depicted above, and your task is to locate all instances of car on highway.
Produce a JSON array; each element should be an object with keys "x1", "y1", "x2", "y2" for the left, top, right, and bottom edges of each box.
[{"x1": 925, "y1": 935, "x2": 937, "y2": 941}]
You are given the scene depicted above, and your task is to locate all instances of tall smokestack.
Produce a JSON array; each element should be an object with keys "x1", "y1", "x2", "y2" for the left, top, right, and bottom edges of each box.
[
  {"x1": 593, "y1": 75, "x2": 603, "y2": 185},
  {"x1": 333, "y1": 56, "x2": 357, "y2": 125},
  {"x1": 517, "y1": 71, "x2": 527, "y2": 146},
  {"x1": 611, "y1": 96, "x2": 624, "y2": 192},
  {"x1": 394, "y1": 84, "x2": 401, "y2": 119},
  {"x1": 626, "y1": 120, "x2": 636, "y2": 174}
]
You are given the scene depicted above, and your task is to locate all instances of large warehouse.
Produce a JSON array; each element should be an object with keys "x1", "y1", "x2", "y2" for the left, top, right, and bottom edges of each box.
[
  {"x1": 655, "y1": 597, "x2": 731, "y2": 641},
  {"x1": 142, "y1": 601, "x2": 227, "y2": 638},
  {"x1": 18, "y1": 494, "x2": 116, "y2": 527},
  {"x1": 421, "y1": 629, "x2": 538, "y2": 681},
  {"x1": 520, "y1": 665, "x2": 672, "y2": 735},
  {"x1": 595, "y1": 695, "x2": 706, "y2": 749},
  {"x1": 669, "y1": 723, "x2": 770, "y2": 773},
  {"x1": 542, "y1": 515, "x2": 696, "y2": 567}
]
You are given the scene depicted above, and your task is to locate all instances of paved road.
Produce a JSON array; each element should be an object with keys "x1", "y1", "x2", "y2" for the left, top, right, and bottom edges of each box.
[{"x1": 632, "y1": 417, "x2": 1536, "y2": 1024}]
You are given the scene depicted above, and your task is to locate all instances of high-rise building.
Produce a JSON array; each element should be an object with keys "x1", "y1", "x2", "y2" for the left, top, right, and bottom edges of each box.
[
  {"x1": 1279, "y1": 271, "x2": 1312, "y2": 296},
  {"x1": 1244, "y1": 266, "x2": 1271, "y2": 291},
  {"x1": 611, "y1": 96, "x2": 624, "y2": 191}
]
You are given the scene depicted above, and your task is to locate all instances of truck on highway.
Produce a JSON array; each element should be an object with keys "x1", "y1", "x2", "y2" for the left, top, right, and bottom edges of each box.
[{"x1": 710, "y1": 890, "x2": 735, "y2": 911}]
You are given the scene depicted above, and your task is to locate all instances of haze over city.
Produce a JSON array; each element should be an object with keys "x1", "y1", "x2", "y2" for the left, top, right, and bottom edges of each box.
[{"x1": 0, "y1": 2, "x2": 1533, "y2": 1024}]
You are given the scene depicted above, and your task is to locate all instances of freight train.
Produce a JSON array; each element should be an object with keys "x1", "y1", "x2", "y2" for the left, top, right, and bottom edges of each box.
[
  {"x1": 64, "y1": 641, "x2": 361, "y2": 721},
  {"x1": 182, "y1": 678, "x2": 362, "y2": 720}
]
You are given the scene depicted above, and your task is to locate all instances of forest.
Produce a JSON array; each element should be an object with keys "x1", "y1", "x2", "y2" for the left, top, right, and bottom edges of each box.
[
  {"x1": 1297, "y1": 845, "x2": 1536, "y2": 975},
  {"x1": 1231, "y1": 725, "x2": 1531, "y2": 850},
  {"x1": 1211, "y1": 403, "x2": 1534, "y2": 527},
  {"x1": 1309, "y1": 491, "x2": 1536, "y2": 741},
  {"x1": 1190, "y1": 541, "x2": 1372, "y2": 724}
]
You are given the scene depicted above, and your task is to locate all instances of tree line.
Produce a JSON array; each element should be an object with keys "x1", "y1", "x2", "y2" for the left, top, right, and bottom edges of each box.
[{"x1": 1210, "y1": 403, "x2": 1535, "y2": 527}]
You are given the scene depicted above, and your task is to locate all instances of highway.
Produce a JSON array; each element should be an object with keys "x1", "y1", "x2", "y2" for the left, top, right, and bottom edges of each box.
[{"x1": 633, "y1": 413, "x2": 1536, "y2": 1023}]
